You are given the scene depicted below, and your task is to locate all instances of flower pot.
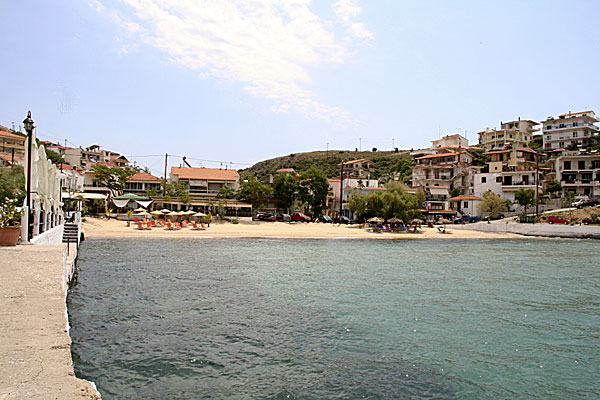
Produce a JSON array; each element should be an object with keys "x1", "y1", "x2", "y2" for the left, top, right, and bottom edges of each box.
[{"x1": 0, "y1": 226, "x2": 21, "y2": 246}]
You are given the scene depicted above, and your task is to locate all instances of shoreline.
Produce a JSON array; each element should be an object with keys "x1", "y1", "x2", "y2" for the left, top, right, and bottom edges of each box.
[{"x1": 82, "y1": 217, "x2": 523, "y2": 240}]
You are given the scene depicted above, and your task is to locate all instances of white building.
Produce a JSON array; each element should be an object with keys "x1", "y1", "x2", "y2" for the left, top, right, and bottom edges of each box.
[
  {"x1": 477, "y1": 118, "x2": 538, "y2": 151},
  {"x1": 553, "y1": 151, "x2": 600, "y2": 198},
  {"x1": 541, "y1": 110, "x2": 599, "y2": 151}
]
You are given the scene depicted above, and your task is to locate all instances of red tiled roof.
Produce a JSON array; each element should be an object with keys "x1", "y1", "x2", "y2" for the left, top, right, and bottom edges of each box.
[
  {"x1": 343, "y1": 158, "x2": 372, "y2": 165},
  {"x1": 171, "y1": 167, "x2": 239, "y2": 181},
  {"x1": 484, "y1": 147, "x2": 537, "y2": 155},
  {"x1": 0, "y1": 130, "x2": 26, "y2": 140},
  {"x1": 448, "y1": 195, "x2": 483, "y2": 201},
  {"x1": 416, "y1": 151, "x2": 459, "y2": 160},
  {"x1": 128, "y1": 172, "x2": 162, "y2": 181}
]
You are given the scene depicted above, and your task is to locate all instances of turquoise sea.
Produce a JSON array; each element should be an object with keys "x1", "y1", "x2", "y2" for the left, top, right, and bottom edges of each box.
[{"x1": 68, "y1": 238, "x2": 600, "y2": 399}]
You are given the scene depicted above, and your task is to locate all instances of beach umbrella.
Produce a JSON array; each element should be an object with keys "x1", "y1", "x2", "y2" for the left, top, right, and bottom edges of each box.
[
  {"x1": 150, "y1": 210, "x2": 163, "y2": 215},
  {"x1": 183, "y1": 210, "x2": 195, "y2": 215},
  {"x1": 193, "y1": 212, "x2": 207, "y2": 217},
  {"x1": 134, "y1": 207, "x2": 146, "y2": 212},
  {"x1": 159, "y1": 208, "x2": 171, "y2": 213},
  {"x1": 367, "y1": 217, "x2": 383, "y2": 223},
  {"x1": 134, "y1": 211, "x2": 151, "y2": 217},
  {"x1": 409, "y1": 218, "x2": 423, "y2": 225},
  {"x1": 388, "y1": 217, "x2": 402, "y2": 223}
]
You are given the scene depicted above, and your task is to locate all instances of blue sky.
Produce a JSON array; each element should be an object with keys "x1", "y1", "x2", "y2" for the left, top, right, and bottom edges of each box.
[{"x1": 2, "y1": 1, "x2": 599, "y2": 177}]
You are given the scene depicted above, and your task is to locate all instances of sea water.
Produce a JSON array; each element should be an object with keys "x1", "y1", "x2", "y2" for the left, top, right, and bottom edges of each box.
[{"x1": 68, "y1": 238, "x2": 600, "y2": 399}]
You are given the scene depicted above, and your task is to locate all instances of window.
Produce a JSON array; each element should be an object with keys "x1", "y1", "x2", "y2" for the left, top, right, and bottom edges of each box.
[
  {"x1": 578, "y1": 161, "x2": 585, "y2": 170},
  {"x1": 573, "y1": 131, "x2": 578, "y2": 138},
  {"x1": 564, "y1": 160, "x2": 571, "y2": 170},
  {"x1": 546, "y1": 125, "x2": 552, "y2": 130},
  {"x1": 573, "y1": 122, "x2": 579, "y2": 127},
  {"x1": 481, "y1": 177, "x2": 487, "y2": 183},
  {"x1": 496, "y1": 176, "x2": 503, "y2": 183},
  {"x1": 464, "y1": 202, "x2": 469, "y2": 209}
]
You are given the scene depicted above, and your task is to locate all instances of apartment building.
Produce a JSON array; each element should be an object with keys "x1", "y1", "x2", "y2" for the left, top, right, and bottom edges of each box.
[
  {"x1": 170, "y1": 166, "x2": 240, "y2": 196},
  {"x1": 0, "y1": 128, "x2": 26, "y2": 161},
  {"x1": 125, "y1": 172, "x2": 162, "y2": 195},
  {"x1": 411, "y1": 149, "x2": 481, "y2": 215},
  {"x1": 473, "y1": 147, "x2": 542, "y2": 203},
  {"x1": 477, "y1": 118, "x2": 538, "y2": 151},
  {"x1": 553, "y1": 151, "x2": 600, "y2": 198},
  {"x1": 431, "y1": 134, "x2": 469, "y2": 150},
  {"x1": 342, "y1": 159, "x2": 374, "y2": 179},
  {"x1": 541, "y1": 110, "x2": 599, "y2": 151}
]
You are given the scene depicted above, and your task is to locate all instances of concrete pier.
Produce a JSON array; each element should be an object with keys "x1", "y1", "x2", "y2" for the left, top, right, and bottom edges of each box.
[{"x1": 0, "y1": 244, "x2": 101, "y2": 399}]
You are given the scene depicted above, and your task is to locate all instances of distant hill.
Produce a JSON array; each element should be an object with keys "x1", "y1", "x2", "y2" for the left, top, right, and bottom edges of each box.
[{"x1": 239, "y1": 149, "x2": 417, "y2": 182}]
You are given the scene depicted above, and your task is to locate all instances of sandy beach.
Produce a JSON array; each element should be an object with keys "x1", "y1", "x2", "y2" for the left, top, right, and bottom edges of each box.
[{"x1": 83, "y1": 217, "x2": 521, "y2": 239}]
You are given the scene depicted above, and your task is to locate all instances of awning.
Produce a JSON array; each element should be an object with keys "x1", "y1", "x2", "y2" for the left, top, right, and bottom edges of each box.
[
  {"x1": 63, "y1": 192, "x2": 107, "y2": 200},
  {"x1": 429, "y1": 188, "x2": 449, "y2": 196}
]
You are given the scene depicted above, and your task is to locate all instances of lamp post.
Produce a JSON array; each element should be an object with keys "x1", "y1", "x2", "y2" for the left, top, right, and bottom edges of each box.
[{"x1": 23, "y1": 111, "x2": 35, "y2": 241}]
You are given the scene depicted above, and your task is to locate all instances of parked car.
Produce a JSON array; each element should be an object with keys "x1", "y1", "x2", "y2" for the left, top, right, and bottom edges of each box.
[
  {"x1": 277, "y1": 213, "x2": 291, "y2": 222},
  {"x1": 453, "y1": 214, "x2": 480, "y2": 224},
  {"x1": 547, "y1": 215, "x2": 571, "y2": 225},
  {"x1": 291, "y1": 212, "x2": 312, "y2": 222},
  {"x1": 315, "y1": 215, "x2": 333, "y2": 223},
  {"x1": 255, "y1": 212, "x2": 276, "y2": 221},
  {"x1": 582, "y1": 217, "x2": 600, "y2": 225},
  {"x1": 333, "y1": 215, "x2": 351, "y2": 224},
  {"x1": 572, "y1": 199, "x2": 599, "y2": 209}
]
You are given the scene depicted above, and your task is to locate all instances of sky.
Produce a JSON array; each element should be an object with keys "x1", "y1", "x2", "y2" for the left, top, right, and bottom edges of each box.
[{"x1": 1, "y1": 0, "x2": 599, "y2": 177}]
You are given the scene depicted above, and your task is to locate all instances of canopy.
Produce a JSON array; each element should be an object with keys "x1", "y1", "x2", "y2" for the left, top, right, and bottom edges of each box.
[
  {"x1": 63, "y1": 192, "x2": 107, "y2": 200},
  {"x1": 113, "y1": 193, "x2": 149, "y2": 200}
]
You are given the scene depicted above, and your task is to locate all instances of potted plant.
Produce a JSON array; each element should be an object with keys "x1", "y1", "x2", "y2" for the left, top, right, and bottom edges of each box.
[{"x1": 0, "y1": 197, "x2": 24, "y2": 246}]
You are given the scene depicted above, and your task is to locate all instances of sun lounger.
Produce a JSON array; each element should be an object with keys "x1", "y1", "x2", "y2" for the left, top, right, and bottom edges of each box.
[
  {"x1": 146, "y1": 221, "x2": 152, "y2": 230},
  {"x1": 136, "y1": 221, "x2": 145, "y2": 230},
  {"x1": 165, "y1": 221, "x2": 174, "y2": 230},
  {"x1": 191, "y1": 221, "x2": 206, "y2": 230}
]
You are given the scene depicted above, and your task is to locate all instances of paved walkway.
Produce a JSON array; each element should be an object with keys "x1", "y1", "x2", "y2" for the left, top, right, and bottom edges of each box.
[{"x1": 0, "y1": 244, "x2": 100, "y2": 400}]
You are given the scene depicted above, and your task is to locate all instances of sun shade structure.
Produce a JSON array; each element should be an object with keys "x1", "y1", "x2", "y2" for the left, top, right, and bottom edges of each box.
[{"x1": 367, "y1": 217, "x2": 383, "y2": 223}]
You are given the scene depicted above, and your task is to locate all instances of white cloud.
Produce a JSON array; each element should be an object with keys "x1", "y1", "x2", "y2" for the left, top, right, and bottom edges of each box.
[
  {"x1": 91, "y1": 0, "x2": 370, "y2": 126},
  {"x1": 334, "y1": 0, "x2": 373, "y2": 39}
]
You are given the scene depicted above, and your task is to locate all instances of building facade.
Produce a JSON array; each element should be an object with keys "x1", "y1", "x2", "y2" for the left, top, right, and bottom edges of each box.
[
  {"x1": 477, "y1": 118, "x2": 538, "y2": 151},
  {"x1": 541, "y1": 110, "x2": 599, "y2": 151},
  {"x1": 553, "y1": 151, "x2": 600, "y2": 198}
]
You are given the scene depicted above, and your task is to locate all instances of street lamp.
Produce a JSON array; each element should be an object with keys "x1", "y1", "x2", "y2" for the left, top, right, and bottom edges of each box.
[{"x1": 23, "y1": 111, "x2": 34, "y2": 241}]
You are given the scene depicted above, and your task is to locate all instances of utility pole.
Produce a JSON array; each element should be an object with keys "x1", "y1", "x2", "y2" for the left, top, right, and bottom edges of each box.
[
  {"x1": 163, "y1": 153, "x2": 168, "y2": 196},
  {"x1": 359, "y1": 138, "x2": 362, "y2": 152},
  {"x1": 392, "y1": 138, "x2": 395, "y2": 149}
]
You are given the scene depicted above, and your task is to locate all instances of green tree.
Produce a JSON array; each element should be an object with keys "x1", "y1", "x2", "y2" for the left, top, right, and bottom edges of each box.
[
  {"x1": 479, "y1": 190, "x2": 509, "y2": 219},
  {"x1": 515, "y1": 188, "x2": 535, "y2": 217},
  {"x1": 527, "y1": 136, "x2": 544, "y2": 153},
  {"x1": 217, "y1": 186, "x2": 237, "y2": 200},
  {"x1": 298, "y1": 166, "x2": 329, "y2": 217},
  {"x1": 450, "y1": 187, "x2": 462, "y2": 198},
  {"x1": 564, "y1": 190, "x2": 576, "y2": 208},
  {"x1": 0, "y1": 166, "x2": 25, "y2": 203},
  {"x1": 237, "y1": 176, "x2": 272, "y2": 208},
  {"x1": 45, "y1": 148, "x2": 64, "y2": 165},
  {"x1": 469, "y1": 148, "x2": 490, "y2": 169},
  {"x1": 393, "y1": 155, "x2": 414, "y2": 183},
  {"x1": 545, "y1": 180, "x2": 562, "y2": 198},
  {"x1": 91, "y1": 164, "x2": 136, "y2": 197},
  {"x1": 348, "y1": 192, "x2": 368, "y2": 222},
  {"x1": 273, "y1": 172, "x2": 298, "y2": 211}
]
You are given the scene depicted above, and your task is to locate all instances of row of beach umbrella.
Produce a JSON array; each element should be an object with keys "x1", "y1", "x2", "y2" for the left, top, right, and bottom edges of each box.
[
  {"x1": 366, "y1": 216, "x2": 423, "y2": 225},
  {"x1": 132, "y1": 208, "x2": 207, "y2": 218}
]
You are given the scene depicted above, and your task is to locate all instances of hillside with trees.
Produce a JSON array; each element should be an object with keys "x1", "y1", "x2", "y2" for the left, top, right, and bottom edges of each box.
[{"x1": 239, "y1": 149, "x2": 418, "y2": 183}]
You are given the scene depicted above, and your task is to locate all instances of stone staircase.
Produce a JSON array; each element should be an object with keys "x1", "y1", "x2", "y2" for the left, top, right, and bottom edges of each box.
[{"x1": 62, "y1": 223, "x2": 79, "y2": 243}]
